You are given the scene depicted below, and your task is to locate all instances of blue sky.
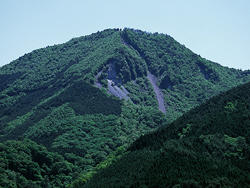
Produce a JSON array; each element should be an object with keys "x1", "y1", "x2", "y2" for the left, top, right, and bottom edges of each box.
[{"x1": 1, "y1": 0, "x2": 250, "y2": 70}]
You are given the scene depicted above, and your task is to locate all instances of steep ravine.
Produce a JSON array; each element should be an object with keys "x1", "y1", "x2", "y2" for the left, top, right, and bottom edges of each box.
[
  {"x1": 94, "y1": 63, "x2": 130, "y2": 101},
  {"x1": 107, "y1": 63, "x2": 130, "y2": 100},
  {"x1": 95, "y1": 70, "x2": 102, "y2": 88},
  {"x1": 147, "y1": 71, "x2": 166, "y2": 113}
]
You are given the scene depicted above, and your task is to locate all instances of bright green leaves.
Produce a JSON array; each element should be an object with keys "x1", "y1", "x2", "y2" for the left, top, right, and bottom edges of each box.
[
  {"x1": 224, "y1": 101, "x2": 237, "y2": 112},
  {"x1": 178, "y1": 123, "x2": 192, "y2": 139}
]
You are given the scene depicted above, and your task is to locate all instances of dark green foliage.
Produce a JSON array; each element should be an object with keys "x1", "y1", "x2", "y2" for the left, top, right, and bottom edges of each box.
[
  {"x1": 0, "y1": 28, "x2": 250, "y2": 187},
  {"x1": 121, "y1": 28, "x2": 250, "y2": 121},
  {"x1": 124, "y1": 77, "x2": 158, "y2": 106},
  {"x1": 70, "y1": 146, "x2": 127, "y2": 187},
  {"x1": 130, "y1": 81, "x2": 250, "y2": 150},
  {"x1": 105, "y1": 47, "x2": 147, "y2": 83},
  {"x1": 0, "y1": 139, "x2": 82, "y2": 187},
  {"x1": 83, "y1": 82, "x2": 250, "y2": 188},
  {"x1": 41, "y1": 81, "x2": 122, "y2": 116}
]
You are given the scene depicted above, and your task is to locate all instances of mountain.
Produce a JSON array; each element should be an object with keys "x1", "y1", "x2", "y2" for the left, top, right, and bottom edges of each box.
[
  {"x1": 0, "y1": 28, "x2": 249, "y2": 187},
  {"x1": 79, "y1": 81, "x2": 250, "y2": 188}
]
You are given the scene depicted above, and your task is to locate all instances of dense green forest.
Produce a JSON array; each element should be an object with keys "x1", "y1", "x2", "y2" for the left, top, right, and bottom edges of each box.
[
  {"x1": 80, "y1": 81, "x2": 250, "y2": 188},
  {"x1": 0, "y1": 139, "x2": 83, "y2": 187},
  {"x1": 0, "y1": 28, "x2": 250, "y2": 187}
]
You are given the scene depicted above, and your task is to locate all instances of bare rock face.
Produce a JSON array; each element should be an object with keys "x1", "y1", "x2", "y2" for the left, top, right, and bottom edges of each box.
[
  {"x1": 107, "y1": 63, "x2": 130, "y2": 100},
  {"x1": 107, "y1": 79, "x2": 130, "y2": 100},
  {"x1": 147, "y1": 71, "x2": 166, "y2": 113},
  {"x1": 95, "y1": 63, "x2": 130, "y2": 101},
  {"x1": 95, "y1": 70, "x2": 103, "y2": 88}
]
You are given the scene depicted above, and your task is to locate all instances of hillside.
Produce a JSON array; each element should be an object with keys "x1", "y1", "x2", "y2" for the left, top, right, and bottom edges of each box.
[
  {"x1": 0, "y1": 28, "x2": 250, "y2": 187},
  {"x1": 0, "y1": 139, "x2": 84, "y2": 187},
  {"x1": 80, "y1": 81, "x2": 250, "y2": 188}
]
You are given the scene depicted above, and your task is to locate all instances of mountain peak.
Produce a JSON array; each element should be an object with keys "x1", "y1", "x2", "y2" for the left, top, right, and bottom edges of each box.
[{"x1": 0, "y1": 28, "x2": 250, "y2": 187}]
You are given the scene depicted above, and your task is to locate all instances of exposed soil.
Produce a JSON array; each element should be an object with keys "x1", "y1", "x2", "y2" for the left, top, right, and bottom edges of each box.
[{"x1": 147, "y1": 71, "x2": 166, "y2": 113}]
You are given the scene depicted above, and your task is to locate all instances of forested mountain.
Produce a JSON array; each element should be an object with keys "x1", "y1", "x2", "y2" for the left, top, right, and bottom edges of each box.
[
  {"x1": 0, "y1": 28, "x2": 249, "y2": 187},
  {"x1": 80, "y1": 81, "x2": 250, "y2": 188}
]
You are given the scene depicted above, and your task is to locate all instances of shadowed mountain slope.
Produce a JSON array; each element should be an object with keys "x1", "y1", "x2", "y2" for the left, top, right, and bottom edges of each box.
[{"x1": 81, "y1": 81, "x2": 250, "y2": 188}]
